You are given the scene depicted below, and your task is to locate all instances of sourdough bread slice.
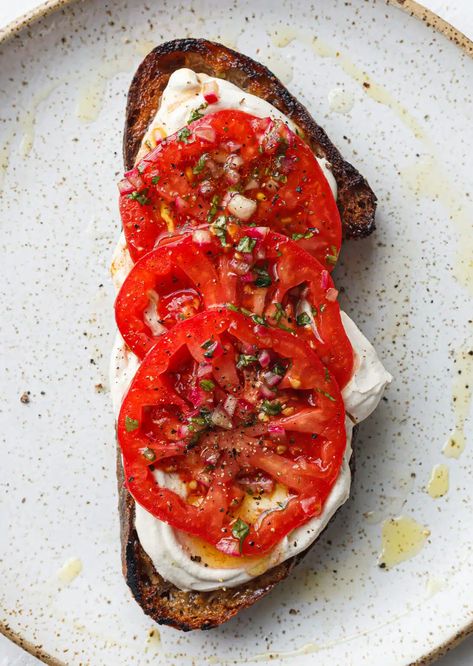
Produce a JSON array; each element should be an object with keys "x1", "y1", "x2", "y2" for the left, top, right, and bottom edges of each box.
[{"x1": 118, "y1": 38, "x2": 372, "y2": 630}]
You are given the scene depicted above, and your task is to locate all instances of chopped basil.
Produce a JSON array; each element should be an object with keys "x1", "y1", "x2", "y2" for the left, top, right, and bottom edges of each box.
[
  {"x1": 177, "y1": 127, "x2": 192, "y2": 143},
  {"x1": 192, "y1": 152, "x2": 209, "y2": 174},
  {"x1": 326, "y1": 245, "x2": 339, "y2": 265},
  {"x1": 316, "y1": 388, "x2": 336, "y2": 402},
  {"x1": 296, "y1": 312, "x2": 311, "y2": 327},
  {"x1": 199, "y1": 379, "x2": 215, "y2": 392},
  {"x1": 211, "y1": 215, "x2": 228, "y2": 247},
  {"x1": 324, "y1": 367, "x2": 331, "y2": 382},
  {"x1": 125, "y1": 416, "x2": 139, "y2": 432},
  {"x1": 311, "y1": 305, "x2": 318, "y2": 317},
  {"x1": 127, "y1": 189, "x2": 151, "y2": 206},
  {"x1": 226, "y1": 303, "x2": 240, "y2": 313},
  {"x1": 203, "y1": 342, "x2": 218, "y2": 358},
  {"x1": 261, "y1": 400, "x2": 282, "y2": 415},
  {"x1": 251, "y1": 313, "x2": 267, "y2": 326},
  {"x1": 272, "y1": 363, "x2": 286, "y2": 377},
  {"x1": 253, "y1": 265, "x2": 272, "y2": 288},
  {"x1": 273, "y1": 302, "x2": 285, "y2": 323},
  {"x1": 237, "y1": 354, "x2": 259, "y2": 369},
  {"x1": 236, "y1": 236, "x2": 257, "y2": 253},
  {"x1": 201, "y1": 338, "x2": 214, "y2": 349},
  {"x1": 151, "y1": 175, "x2": 160, "y2": 185},
  {"x1": 291, "y1": 230, "x2": 314, "y2": 241},
  {"x1": 319, "y1": 303, "x2": 326, "y2": 313},
  {"x1": 142, "y1": 447, "x2": 156, "y2": 462},
  {"x1": 187, "y1": 102, "x2": 208, "y2": 124},
  {"x1": 232, "y1": 517, "x2": 250, "y2": 553},
  {"x1": 207, "y1": 194, "x2": 220, "y2": 222}
]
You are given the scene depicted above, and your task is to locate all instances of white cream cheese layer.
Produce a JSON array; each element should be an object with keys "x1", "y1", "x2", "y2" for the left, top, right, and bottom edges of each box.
[{"x1": 110, "y1": 69, "x2": 392, "y2": 591}]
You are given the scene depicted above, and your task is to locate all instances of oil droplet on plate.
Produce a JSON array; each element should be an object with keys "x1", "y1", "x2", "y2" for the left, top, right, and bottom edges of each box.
[
  {"x1": 268, "y1": 26, "x2": 298, "y2": 48},
  {"x1": 378, "y1": 516, "x2": 430, "y2": 569},
  {"x1": 145, "y1": 627, "x2": 161, "y2": 652},
  {"x1": 327, "y1": 87, "x2": 355, "y2": 114},
  {"x1": 57, "y1": 557, "x2": 83, "y2": 584},
  {"x1": 426, "y1": 464, "x2": 449, "y2": 498}
]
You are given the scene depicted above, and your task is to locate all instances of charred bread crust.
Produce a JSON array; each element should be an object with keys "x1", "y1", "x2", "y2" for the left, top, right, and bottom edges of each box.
[
  {"x1": 117, "y1": 428, "x2": 357, "y2": 631},
  {"x1": 123, "y1": 38, "x2": 377, "y2": 239}
]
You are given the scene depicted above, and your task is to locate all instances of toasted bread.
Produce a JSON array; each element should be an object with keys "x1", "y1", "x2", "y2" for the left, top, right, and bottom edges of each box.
[{"x1": 118, "y1": 38, "x2": 373, "y2": 631}]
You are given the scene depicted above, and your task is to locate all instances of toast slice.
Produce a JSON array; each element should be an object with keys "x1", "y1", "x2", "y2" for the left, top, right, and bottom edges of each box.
[{"x1": 118, "y1": 38, "x2": 373, "y2": 631}]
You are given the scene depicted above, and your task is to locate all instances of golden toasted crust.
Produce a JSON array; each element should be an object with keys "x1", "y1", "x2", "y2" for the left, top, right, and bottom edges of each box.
[{"x1": 118, "y1": 37, "x2": 371, "y2": 631}]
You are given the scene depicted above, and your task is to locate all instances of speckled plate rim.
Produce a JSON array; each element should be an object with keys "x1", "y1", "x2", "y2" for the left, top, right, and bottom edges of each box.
[{"x1": 0, "y1": 1, "x2": 472, "y2": 665}]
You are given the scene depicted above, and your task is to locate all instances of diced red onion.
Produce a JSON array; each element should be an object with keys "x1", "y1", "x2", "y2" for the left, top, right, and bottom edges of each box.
[
  {"x1": 124, "y1": 167, "x2": 144, "y2": 189},
  {"x1": 225, "y1": 168, "x2": 240, "y2": 185},
  {"x1": 246, "y1": 226, "x2": 269, "y2": 240},
  {"x1": 258, "y1": 383, "x2": 276, "y2": 399},
  {"x1": 241, "y1": 343, "x2": 257, "y2": 355},
  {"x1": 229, "y1": 257, "x2": 251, "y2": 275},
  {"x1": 194, "y1": 126, "x2": 216, "y2": 142},
  {"x1": 216, "y1": 537, "x2": 240, "y2": 556},
  {"x1": 225, "y1": 154, "x2": 244, "y2": 169},
  {"x1": 326, "y1": 287, "x2": 338, "y2": 302},
  {"x1": 117, "y1": 178, "x2": 134, "y2": 195},
  {"x1": 321, "y1": 270, "x2": 329, "y2": 290},
  {"x1": 197, "y1": 362, "x2": 213, "y2": 377},
  {"x1": 188, "y1": 386, "x2": 206, "y2": 408},
  {"x1": 237, "y1": 473, "x2": 274, "y2": 495},
  {"x1": 227, "y1": 193, "x2": 257, "y2": 221},
  {"x1": 192, "y1": 229, "x2": 212, "y2": 245},
  {"x1": 203, "y1": 80, "x2": 219, "y2": 104},
  {"x1": 226, "y1": 141, "x2": 242, "y2": 152},
  {"x1": 242, "y1": 252, "x2": 254, "y2": 263},
  {"x1": 262, "y1": 370, "x2": 283, "y2": 387},
  {"x1": 240, "y1": 271, "x2": 256, "y2": 283},
  {"x1": 280, "y1": 155, "x2": 297, "y2": 174},
  {"x1": 255, "y1": 247, "x2": 267, "y2": 261},
  {"x1": 223, "y1": 394, "x2": 238, "y2": 417},
  {"x1": 258, "y1": 349, "x2": 271, "y2": 368},
  {"x1": 177, "y1": 425, "x2": 189, "y2": 438},
  {"x1": 199, "y1": 180, "x2": 213, "y2": 195},
  {"x1": 174, "y1": 195, "x2": 188, "y2": 212},
  {"x1": 268, "y1": 424, "x2": 286, "y2": 439},
  {"x1": 210, "y1": 406, "x2": 233, "y2": 430},
  {"x1": 200, "y1": 447, "x2": 220, "y2": 466},
  {"x1": 142, "y1": 145, "x2": 162, "y2": 163}
]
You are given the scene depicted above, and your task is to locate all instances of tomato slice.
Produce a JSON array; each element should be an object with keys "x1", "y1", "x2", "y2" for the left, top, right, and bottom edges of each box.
[
  {"x1": 118, "y1": 110, "x2": 341, "y2": 269},
  {"x1": 117, "y1": 309, "x2": 346, "y2": 557},
  {"x1": 115, "y1": 228, "x2": 353, "y2": 387}
]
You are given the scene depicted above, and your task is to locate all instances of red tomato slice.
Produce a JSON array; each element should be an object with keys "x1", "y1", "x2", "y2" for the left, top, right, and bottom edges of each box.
[
  {"x1": 115, "y1": 229, "x2": 353, "y2": 388},
  {"x1": 118, "y1": 110, "x2": 341, "y2": 269},
  {"x1": 117, "y1": 309, "x2": 346, "y2": 557}
]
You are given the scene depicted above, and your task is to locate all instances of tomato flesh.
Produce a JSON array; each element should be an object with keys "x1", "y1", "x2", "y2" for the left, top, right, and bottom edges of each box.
[
  {"x1": 115, "y1": 229, "x2": 353, "y2": 388},
  {"x1": 119, "y1": 110, "x2": 341, "y2": 269},
  {"x1": 117, "y1": 309, "x2": 346, "y2": 557}
]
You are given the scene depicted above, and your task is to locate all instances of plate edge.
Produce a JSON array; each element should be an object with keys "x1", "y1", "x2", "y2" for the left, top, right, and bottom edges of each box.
[{"x1": 0, "y1": 0, "x2": 472, "y2": 664}]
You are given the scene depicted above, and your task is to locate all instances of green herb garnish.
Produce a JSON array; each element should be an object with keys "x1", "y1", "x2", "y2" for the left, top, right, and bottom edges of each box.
[
  {"x1": 273, "y1": 302, "x2": 285, "y2": 323},
  {"x1": 316, "y1": 388, "x2": 336, "y2": 402},
  {"x1": 236, "y1": 236, "x2": 257, "y2": 253},
  {"x1": 236, "y1": 354, "x2": 259, "y2": 369},
  {"x1": 253, "y1": 265, "x2": 272, "y2": 288},
  {"x1": 142, "y1": 447, "x2": 156, "y2": 462},
  {"x1": 177, "y1": 127, "x2": 192, "y2": 143},
  {"x1": 296, "y1": 312, "x2": 311, "y2": 327},
  {"x1": 151, "y1": 175, "x2": 160, "y2": 185},
  {"x1": 187, "y1": 102, "x2": 208, "y2": 124},
  {"x1": 326, "y1": 245, "x2": 339, "y2": 265},
  {"x1": 199, "y1": 379, "x2": 215, "y2": 392},
  {"x1": 211, "y1": 215, "x2": 228, "y2": 246},
  {"x1": 127, "y1": 189, "x2": 151, "y2": 206},
  {"x1": 192, "y1": 152, "x2": 209, "y2": 174},
  {"x1": 261, "y1": 400, "x2": 282, "y2": 415},
  {"x1": 232, "y1": 517, "x2": 250, "y2": 553},
  {"x1": 207, "y1": 194, "x2": 220, "y2": 222},
  {"x1": 125, "y1": 416, "x2": 139, "y2": 432},
  {"x1": 291, "y1": 230, "x2": 314, "y2": 241}
]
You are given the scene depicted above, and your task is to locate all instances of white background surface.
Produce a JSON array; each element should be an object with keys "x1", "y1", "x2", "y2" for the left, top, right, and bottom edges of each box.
[{"x1": 0, "y1": 0, "x2": 472, "y2": 664}]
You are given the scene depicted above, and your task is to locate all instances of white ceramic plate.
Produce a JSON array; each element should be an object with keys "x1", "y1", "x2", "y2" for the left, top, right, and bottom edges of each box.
[{"x1": 1, "y1": 1, "x2": 472, "y2": 664}]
